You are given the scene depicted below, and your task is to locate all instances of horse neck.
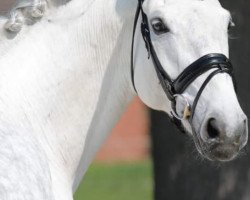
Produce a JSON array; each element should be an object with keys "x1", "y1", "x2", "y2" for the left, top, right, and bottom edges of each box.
[
  {"x1": 0, "y1": 0, "x2": 137, "y2": 198},
  {"x1": 64, "y1": 0, "x2": 138, "y2": 190}
]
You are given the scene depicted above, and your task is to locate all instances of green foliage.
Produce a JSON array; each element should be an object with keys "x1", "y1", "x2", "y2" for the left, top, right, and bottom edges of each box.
[{"x1": 74, "y1": 161, "x2": 153, "y2": 200}]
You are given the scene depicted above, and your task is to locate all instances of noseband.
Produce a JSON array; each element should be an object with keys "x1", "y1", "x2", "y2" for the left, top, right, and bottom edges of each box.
[{"x1": 131, "y1": 0, "x2": 236, "y2": 133}]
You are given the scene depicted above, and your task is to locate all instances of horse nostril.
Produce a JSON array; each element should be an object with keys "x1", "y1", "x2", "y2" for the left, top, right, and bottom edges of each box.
[{"x1": 207, "y1": 118, "x2": 220, "y2": 139}]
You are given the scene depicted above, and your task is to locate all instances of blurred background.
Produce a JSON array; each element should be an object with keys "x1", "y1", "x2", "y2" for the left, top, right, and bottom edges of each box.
[{"x1": 0, "y1": 0, "x2": 250, "y2": 200}]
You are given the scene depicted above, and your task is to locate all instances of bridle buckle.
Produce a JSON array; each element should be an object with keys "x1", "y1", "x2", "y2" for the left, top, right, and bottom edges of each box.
[
  {"x1": 171, "y1": 94, "x2": 191, "y2": 120},
  {"x1": 219, "y1": 63, "x2": 226, "y2": 71}
]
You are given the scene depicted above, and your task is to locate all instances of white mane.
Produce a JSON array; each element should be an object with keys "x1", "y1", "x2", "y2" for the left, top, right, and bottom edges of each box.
[
  {"x1": 4, "y1": 0, "x2": 48, "y2": 32},
  {"x1": 3, "y1": 0, "x2": 70, "y2": 33}
]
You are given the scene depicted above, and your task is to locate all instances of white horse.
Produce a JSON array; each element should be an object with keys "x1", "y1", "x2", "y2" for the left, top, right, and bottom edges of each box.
[{"x1": 0, "y1": 0, "x2": 248, "y2": 199}]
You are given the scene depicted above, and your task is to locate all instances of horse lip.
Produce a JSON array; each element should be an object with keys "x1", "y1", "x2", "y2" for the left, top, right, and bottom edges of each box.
[
  {"x1": 191, "y1": 131, "x2": 241, "y2": 161},
  {"x1": 190, "y1": 118, "x2": 246, "y2": 161},
  {"x1": 200, "y1": 142, "x2": 240, "y2": 162}
]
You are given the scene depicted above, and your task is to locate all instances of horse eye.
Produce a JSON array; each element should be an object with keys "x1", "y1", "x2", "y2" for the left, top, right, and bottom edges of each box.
[{"x1": 151, "y1": 18, "x2": 169, "y2": 34}]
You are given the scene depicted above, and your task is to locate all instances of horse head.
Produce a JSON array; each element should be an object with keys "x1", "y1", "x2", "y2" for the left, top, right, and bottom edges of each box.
[{"x1": 133, "y1": 0, "x2": 248, "y2": 161}]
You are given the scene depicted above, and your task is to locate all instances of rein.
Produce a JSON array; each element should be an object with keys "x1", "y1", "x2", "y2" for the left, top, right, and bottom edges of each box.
[{"x1": 131, "y1": 0, "x2": 236, "y2": 133}]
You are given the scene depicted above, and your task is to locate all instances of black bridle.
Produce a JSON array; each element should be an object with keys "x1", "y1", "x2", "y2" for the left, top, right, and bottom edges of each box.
[{"x1": 131, "y1": 0, "x2": 236, "y2": 133}]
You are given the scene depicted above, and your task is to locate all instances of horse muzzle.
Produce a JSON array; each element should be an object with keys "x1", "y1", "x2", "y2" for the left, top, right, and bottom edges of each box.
[{"x1": 196, "y1": 114, "x2": 248, "y2": 161}]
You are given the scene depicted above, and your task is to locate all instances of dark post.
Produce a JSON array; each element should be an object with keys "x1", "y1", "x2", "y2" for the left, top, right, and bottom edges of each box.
[{"x1": 151, "y1": 1, "x2": 250, "y2": 200}]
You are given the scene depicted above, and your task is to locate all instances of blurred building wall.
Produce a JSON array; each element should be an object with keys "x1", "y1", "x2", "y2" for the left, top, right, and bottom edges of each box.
[
  {"x1": 0, "y1": 0, "x2": 15, "y2": 15},
  {"x1": 95, "y1": 98, "x2": 150, "y2": 163},
  {"x1": 151, "y1": 1, "x2": 250, "y2": 200}
]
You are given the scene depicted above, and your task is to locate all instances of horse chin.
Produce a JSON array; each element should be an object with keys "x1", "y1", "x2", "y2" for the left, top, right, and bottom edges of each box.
[
  {"x1": 187, "y1": 121, "x2": 244, "y2": 162},
  {"x1": 195, "y1": 140, "x2": 240, "y2": 162}
]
